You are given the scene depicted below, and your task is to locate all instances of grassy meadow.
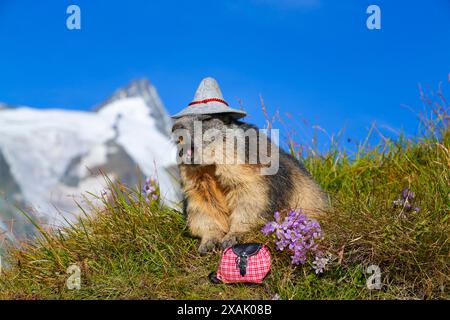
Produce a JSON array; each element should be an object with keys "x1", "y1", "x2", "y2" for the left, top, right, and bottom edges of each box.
[{"x1": 0, "y1": 84, "x2": 448, "y2": 300}]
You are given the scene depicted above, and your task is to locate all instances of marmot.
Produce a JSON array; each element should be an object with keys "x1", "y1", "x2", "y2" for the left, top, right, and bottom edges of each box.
[{"x1": 172, "y1": 113, "x2": 328, "y2": 254}]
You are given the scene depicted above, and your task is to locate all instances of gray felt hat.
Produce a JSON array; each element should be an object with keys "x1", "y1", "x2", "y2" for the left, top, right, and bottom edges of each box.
[{"x1": 171, "y1": 77, "x2": 247, "y2": 119}]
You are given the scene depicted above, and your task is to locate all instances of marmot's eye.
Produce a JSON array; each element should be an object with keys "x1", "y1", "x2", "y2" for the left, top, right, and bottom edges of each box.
[{"x1": 177, "y1": 136, "x2": 184, "y2": 144}]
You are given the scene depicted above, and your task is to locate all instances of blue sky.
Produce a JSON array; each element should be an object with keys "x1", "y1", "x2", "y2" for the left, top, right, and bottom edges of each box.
[{"x1": 0, "y1": 0, "x2": 449, "y2": 147}]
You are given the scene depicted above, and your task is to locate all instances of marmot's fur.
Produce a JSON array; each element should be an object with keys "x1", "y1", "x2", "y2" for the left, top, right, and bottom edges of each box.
[{"x1": 172, "y1": 114, "x2": 328, "y2": 254}]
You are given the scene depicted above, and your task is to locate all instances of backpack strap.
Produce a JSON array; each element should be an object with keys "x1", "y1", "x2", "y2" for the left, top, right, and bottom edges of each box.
[{"x1": 232, "y1": 243, "x2": 263, "y2": 276}]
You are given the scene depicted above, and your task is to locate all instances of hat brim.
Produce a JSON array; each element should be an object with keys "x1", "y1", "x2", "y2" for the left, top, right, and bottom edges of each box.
[{"x1": 171, "y1": 102, "x2": 246, "y2": 119}]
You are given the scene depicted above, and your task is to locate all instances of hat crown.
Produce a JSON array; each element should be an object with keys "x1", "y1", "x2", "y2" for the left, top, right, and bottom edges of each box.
[
  {"x1": 171, "y1": 76, "x2": 246, "y2": 119},
  {"x1": 193, "y1": 77, "x2": 224, "y2": 101}
]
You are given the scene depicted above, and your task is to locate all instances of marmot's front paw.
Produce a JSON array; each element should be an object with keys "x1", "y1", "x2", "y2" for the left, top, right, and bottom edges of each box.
[
  {"x1": 221, "y1": 233, "x2": 240, "y2": 249},
  {"x1": 198, "y1": 238, "x2": 219, "y2": 255}
]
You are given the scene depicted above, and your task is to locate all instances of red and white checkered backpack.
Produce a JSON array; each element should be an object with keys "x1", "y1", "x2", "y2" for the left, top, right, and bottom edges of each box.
[{"x1": 210, "y1": 243, "x2": 271, "y2": 284}]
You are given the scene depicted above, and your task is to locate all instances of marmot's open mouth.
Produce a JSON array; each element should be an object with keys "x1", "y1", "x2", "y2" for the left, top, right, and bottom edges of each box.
[{"x1": 178, "y1": 145, "x2": 194, "y2": 163}]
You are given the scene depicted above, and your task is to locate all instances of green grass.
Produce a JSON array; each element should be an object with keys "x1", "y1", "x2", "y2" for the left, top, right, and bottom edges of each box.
[
  {"x1": 0, "y1": 179, "x2": 375, "y2": 300},
  {"x1": 0, "y1": 85, "x2": 448, "y2": 300}
]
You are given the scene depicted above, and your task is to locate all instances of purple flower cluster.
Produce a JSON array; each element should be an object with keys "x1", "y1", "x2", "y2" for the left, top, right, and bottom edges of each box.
[
  {"x1": 392, "y1": 188, "x2": 420, "y2": 213},
  {"x1": 261, "y1": 210, "x2": 327, "y2": 273},
  {"x1": 143, "y1": 176, "x2": 160, "y2": 203}
]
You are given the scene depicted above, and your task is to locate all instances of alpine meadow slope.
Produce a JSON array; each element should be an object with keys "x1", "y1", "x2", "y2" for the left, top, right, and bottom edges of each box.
[{"x1": 0, "y1": 82, "x2": 448, "y2": 300}]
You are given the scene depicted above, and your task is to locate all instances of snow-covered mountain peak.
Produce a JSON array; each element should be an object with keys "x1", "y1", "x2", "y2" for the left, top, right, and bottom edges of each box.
[
  {"x1": 96, "y1": 79, "x2": 172, "y2": 136},
  {"x1": 98, "y1": 79, "x2": 154, "y2": 104},
  {"x1": 0, "y1": 79, "x2": 181, "y2": 239}
]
